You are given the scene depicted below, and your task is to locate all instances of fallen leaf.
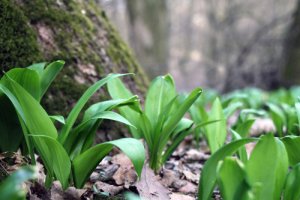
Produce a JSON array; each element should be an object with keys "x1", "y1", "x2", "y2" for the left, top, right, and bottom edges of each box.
[
  {"x1": 94, "y1": 181, "x2": 123, "y2": 196},
  {"x1": 135, "y1": 165, "x2": 170, "y2": 200},
  {"x1": 112, "y1": 153, "x2": 137, "y2": 187}
]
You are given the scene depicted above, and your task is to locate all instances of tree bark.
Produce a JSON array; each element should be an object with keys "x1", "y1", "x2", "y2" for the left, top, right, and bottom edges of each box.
[{"x1": 0, "y1": 0, "x2": 148, "y2": 139}]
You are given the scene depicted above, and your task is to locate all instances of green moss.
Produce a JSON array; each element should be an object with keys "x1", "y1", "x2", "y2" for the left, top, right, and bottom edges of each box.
[
  {"x1": 0, "y1": 0, "x2": 42, "y2": 70},
  {"x1": 1, "y1": 0, "x2": 148, "y2": 116}
]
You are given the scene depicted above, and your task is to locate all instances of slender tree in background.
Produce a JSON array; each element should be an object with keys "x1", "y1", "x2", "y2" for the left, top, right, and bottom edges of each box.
[
  {"x1": 282, "y1": 0, "x2": 300, "y2": 86},
  {"x1": 126, "y1": 0, "x2": 168, "y2": 78}
]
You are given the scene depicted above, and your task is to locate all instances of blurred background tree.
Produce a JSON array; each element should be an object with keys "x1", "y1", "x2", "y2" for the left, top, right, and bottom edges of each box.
[{"x1": 98, "y1": 0, "x2": 298, "y2": 92}]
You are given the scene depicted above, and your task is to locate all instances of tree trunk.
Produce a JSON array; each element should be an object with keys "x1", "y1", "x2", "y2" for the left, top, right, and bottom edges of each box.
[
  {"x1": 0, "y1": 0, "x2": 148, "y2": 139},
  {"x1": 282, "y1": 0, "x2": 300, "y2": 86},
  {"x1": 126, "y1": 0, "x2": 168, "y2": 78}
]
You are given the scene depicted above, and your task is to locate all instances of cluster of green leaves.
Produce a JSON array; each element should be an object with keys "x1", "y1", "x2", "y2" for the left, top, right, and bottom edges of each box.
[
  {"x1": 196, "y1": 86, "x2": 300, "y2": 200},
  {"x1": 0, "y1": 61, "x2": 145, "y2": 189},
  {"x1": 199, "y1": 134, "x2": 300, "y2": 200},
  {"x1": 107, "y1": 74, "x2": 202, "y2": 172}
]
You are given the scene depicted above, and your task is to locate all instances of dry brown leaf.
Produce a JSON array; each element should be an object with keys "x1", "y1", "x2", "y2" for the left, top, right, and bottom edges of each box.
[
  {"x1": 94, "y1": 181, "x2": 123, "y2": 196},
  {"x1": 178, "y1": 181, "x2": 197, "y2": 194},
  {"x1": 135, "y1": 165, "x2": 170, "y2": 200},
  {"x1": 111, "y1": 153, "x2": 137, "y2": 187}
]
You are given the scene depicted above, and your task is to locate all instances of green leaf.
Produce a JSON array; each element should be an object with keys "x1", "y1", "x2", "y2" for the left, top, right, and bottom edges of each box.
[
  {"x1": 235, "y1": 119, "x2": 255, "y2": 138},
  {"x1": 230, "y1": 129, "x2": 248, "y2": 164},
  {"x1": 0, "y1": 95, "x2": 23, "y2": 152},
  {"x1": 204, "y1": 97, "x2": 227, "y2": 153},
  {"x1": 83, "y1": 96, "x2": 139, "y2": 121},
  {"x1": 239, "y1": 109, "x2": 267, "y2": 122},
  {"x1": 295, "y1": 98, "x2": 300, "y2": 131},
  {"x1": 144, "y1": 74, "x2": 176, "y2": 130},
  {"x1": 1, "y1": 68, "x2": 40, "y2": 100},
  {"x1": 107, "y1": 77, "x2": 142, "y2": 138},
  {"x1": 50, "y1": 115, "x2": 65, "y2": 124},
  {"x1": 223, "y1": 101, "x2": 244, "y2": 119},
  {"x1": 198, "y1": 138, "x2": 257, "y2": 200},
  {"x1": 246, "y1": 134, "x2": 288, "y2": 200},
  {"x1": 217, "y1": 157, "x2": 250, "y2": 200},
  {"x1": 0, "y1": 77, "x2": 57, "y2": 139},
  {"x1": 65, "y1": 110, "x2": 136, "y2": 158},
  {"x1": 284, "y1": 163, "x2": 300, "y2": 200},
  {"x1": 59, "y1": 73, "x2": 128, "y2": 144},
  {"x1": 38, "y1": 60, "x2": 64, "y2": 99},
  {"x1": 0, "y1": 166, "x2": 37, "y2": 200},
  {"x1": 266, "y1": 103, "x2": 286, "y2": 137},
  {"x1": 158, "y1": 88, "x2": 202, "y2": 154},
  {"x1": 72, "y1": 138, "x2": 145, "y2": 188},
  {"x1": 30, "y1": 135, "x2": 71, "y2": 189},
  {"x1": 282, "y1": 136, "x2": 300, "y2": 166}
]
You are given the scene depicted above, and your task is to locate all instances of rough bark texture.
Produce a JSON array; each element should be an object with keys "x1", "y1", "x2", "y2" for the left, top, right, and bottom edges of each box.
[
  {"x1": 0, "y1": 0, "x2": 148, "y2": 139},
  {"x1": 283, "y1": 0, "x2": 300, "y2": 86},
  {"x1": 0, "y1": 0, "x2": 148, "y2": 112}
]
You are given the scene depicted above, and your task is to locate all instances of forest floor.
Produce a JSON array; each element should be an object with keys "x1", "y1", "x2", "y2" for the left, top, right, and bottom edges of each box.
[{"x1": 1, "y1": 118, "x2": 274, "y2": 200}]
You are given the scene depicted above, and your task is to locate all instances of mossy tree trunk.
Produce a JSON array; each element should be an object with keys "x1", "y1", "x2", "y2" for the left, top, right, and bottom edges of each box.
[{"x1": 0, "y1": 0, "x2": 148, "y2": 139}]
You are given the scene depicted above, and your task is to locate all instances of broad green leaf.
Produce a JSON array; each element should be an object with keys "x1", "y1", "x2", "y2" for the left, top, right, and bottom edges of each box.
[
  {"x1": 204, "y1": 97, "x2": 227, "y2": 153},
  {"x1": 1, "y1": 68, "x2": 40, "y2": 100},
  {"x1": 0, "y1": 166, "x2": 37, "y2": 200},
  {"x1": 246, "y1": 134, "x2": 288, "y2": 200},
  {"x1": 281, "y1": 103, "x2": 298, "y2": 134},
  {"x1": 65, "y1": 111, "x2": 135, "y2": 158},
  {"x1": 162, "y1": 119, "x2": 193, "y2": 163},
  {"x1": 83, "y1": 96, "x2": 139, "y2": 121},
  {"x1": 171, "y1": 118, "x2": 193, "y2": 137},
  {"x1": 72, "y1": 138, "x2": 145, "y2": 188},
  {"x1": 240, "y1": 109, "x2": 267, "y2": 122},
  {"x1": 107, "y1": 77, "x2": 142, "y2": 138},
  {"x1": 282, "y1": 136, "x2": 300, "y2": 166},
  {"x1": 0, "y1": 77, "x2": 57, "y2": 139},
  {"x1": 30, "y1": 135, "x2": 71, "y2": 189},
  {"x1": 28, "y1": 62, "x2": 47, "y2": 76},
  {"x1": 284, "y1": 163, "x2": 300, "y2": 200},
  {"x1": 266, "y1": 103, "x2": 286, "y2": 137},
  {"x1": 80, "y1": 111, "x2": 135, "y2": 129},
  {"x1": 217, "y1": 157, "x2": 250, "y2": 200},
  {"x1": 223, "y1": 101, "x2": 244, "y2": 119},
  {"x1": 39, "y1": 60, "x2": 64, "y2": 99},
  {"x1": 138, "y1": 113, "x2": 153, "y2": 150},
  {"x1": 59, "y1": 73, "x2": 128, "y2": 144},
  {"x1": 145, "y1": 74, "x2": 176, "y2": 129},
  {"x1": 50, "y1": 115, "x2": 65, "y2": 124},
  {"x1": 230, "y1": 129, "x2": 248, "y2": 163},
  {"x1": 295, "y1": 98, "x2": 300, "y2": 130},
  {"x1": 0, "y1": 95, "x2": 22, "y2": 152},
  {"x1": 235, "y1": 119, "x2": 255, "y2": 138},
  {"x1": 158, "y1": 88, "x2": 202, "y2": 155},
  {"x1": 198, "y1": 138, "x2": 257, "y2": 200}
]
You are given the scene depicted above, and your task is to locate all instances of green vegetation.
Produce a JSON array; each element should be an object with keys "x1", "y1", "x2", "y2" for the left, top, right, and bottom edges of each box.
[
  {"x1": 108, "y1": 74, "x2": 202, "y2": 172},
  {"x1": 2, "y1": 60, "x2": 300, "y2": 199},
  {"x1": 0, "y1": 61, "x2": 145, "y2": 190}
]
